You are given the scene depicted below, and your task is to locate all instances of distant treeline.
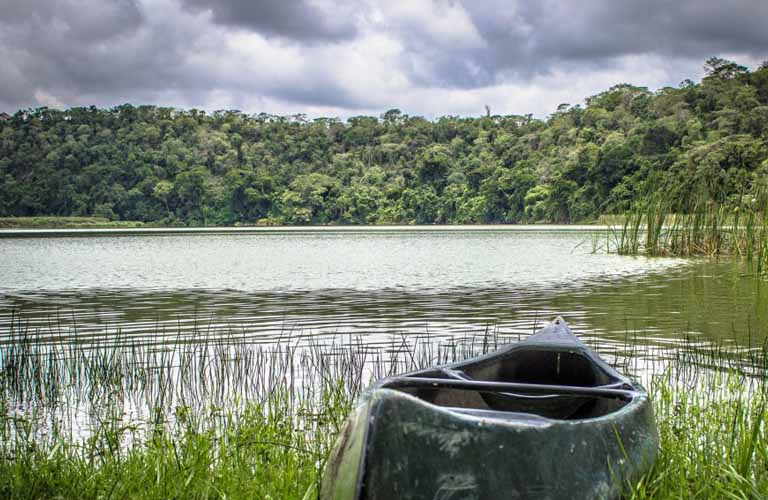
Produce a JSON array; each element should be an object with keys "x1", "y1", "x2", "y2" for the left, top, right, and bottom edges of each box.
[{"x1": 1, "y1": 57, "x2": 767, "y2": 226}]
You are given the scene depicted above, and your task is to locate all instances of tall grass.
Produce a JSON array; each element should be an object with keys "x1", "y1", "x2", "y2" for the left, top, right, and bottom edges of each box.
[
  {"x1": 608, "y1": 185, "x2": 768, "y2": 274},
  {"x1": 629, "y1": 364, "x2": 768, "y2": 498},
  {"x1": 0, "y1": 216, "x2": 145, "y2": 229},
  {"x1": 1, "y1": 320, "x2": 768, "y2": 499}
]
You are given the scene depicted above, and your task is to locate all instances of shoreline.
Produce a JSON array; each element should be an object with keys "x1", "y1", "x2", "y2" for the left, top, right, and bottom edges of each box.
[{"x1": 0, "y1": 223, "x2": 609, "y2": 237}]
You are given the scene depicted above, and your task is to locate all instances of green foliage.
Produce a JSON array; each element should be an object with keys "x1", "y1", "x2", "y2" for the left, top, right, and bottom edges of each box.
[
  {"x1": 1, "y1": 58, "x2": 767, "y2": 225},
  {"x1": 0, "y1": 404, "x2": 323, "y2": 499},
  {"x1": 524, "y1": 184, "x2": 551, "y2": 221},
  {"x1": 0, "y1": 216, "x2": 144, "y2": 229},
  {"x1": 628, "y1": 365, "x2": 768, "y2": 499}
]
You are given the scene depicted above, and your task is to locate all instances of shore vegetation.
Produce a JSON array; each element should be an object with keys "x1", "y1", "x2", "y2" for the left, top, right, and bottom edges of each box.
[
  {"x1": 0, "y1": 323, "x2": 766, "y2": 499},
  {"x1": 0, "y1": 216, "x2": 145, "y2": 229}
]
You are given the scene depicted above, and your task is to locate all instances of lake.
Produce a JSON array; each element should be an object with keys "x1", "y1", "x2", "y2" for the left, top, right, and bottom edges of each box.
[{"x1": 2, "y1": 226, "x2": 766, "y2": 357}]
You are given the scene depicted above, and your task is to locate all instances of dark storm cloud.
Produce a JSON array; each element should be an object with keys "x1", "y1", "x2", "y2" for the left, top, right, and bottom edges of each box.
[
  {"x1": 407, "y1": 0, "x2": 768, "y2": 88},
  {"x1": 0, "y1": 0, "x2": 179, "y2": 109},
  {"x1": 177, "y1": 0, "x2": 357, "y2": 42},
  {"x1": 0, "y1": 0, "x2": 367, "y2": 112},
  {"x1": 529, "y1": 1, "x2": 768, "y2": 59},
  {"x1": 0, "y1": 0, "x2": 144, "y2": 39}
]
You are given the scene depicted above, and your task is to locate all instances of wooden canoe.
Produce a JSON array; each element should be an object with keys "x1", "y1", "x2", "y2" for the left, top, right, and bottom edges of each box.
[{"x1": 321, "y1": 317, "x2": 658, "y2": 500}]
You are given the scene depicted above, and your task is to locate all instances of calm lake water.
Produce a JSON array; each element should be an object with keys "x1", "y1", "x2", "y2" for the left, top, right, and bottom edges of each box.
[{"x1": 2, "y1": 226, "x2": 766, "y2": 356}]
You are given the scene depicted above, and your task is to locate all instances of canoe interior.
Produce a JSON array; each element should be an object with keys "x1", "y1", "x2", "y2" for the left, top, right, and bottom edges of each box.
[{"x1": 392, "y1": 347, "x2": 629, "y2": 420}]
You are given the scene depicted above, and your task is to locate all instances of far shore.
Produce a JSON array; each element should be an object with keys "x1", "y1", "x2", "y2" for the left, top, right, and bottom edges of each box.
[{"x1": 0, "y1": 216, "x2": 608, "y2": 235}]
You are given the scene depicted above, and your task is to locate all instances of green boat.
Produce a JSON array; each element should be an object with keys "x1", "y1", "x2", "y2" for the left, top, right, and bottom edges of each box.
[{"x1": 321, "y1": 317, "x2": 658, "y2": 500}]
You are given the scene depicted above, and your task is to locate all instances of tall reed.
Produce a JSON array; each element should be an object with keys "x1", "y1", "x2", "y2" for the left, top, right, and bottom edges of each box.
[{"x1": 609, "y1": 183, "x2": 768, "y2": 273}]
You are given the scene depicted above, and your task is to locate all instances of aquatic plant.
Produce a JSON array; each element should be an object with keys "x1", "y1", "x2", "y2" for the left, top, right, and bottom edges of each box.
[{"x1": 610, "y1": 183, "x2": 768, "y2": 276}]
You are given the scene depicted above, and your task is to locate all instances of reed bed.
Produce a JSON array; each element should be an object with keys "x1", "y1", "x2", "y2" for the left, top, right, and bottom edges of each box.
[
  {"x1": 607, "y1": 186, "x2": 768, "y2": 275},
  {"x1": 1, "y1": 320, "x2": 768, "y2": 499}
]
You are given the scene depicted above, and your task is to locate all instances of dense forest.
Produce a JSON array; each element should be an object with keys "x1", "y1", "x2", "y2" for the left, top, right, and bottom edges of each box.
[{"x1": 1, "y1": 58, "x2": 767, "y2": 226}]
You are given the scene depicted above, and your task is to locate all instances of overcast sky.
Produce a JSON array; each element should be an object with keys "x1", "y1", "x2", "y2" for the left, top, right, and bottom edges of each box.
[{"x1": 1, "y1": 0, "x2": 766, "y2": 119}]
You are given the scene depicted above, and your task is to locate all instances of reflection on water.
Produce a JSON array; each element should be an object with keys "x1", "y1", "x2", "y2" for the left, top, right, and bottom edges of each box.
[
  {"x1": 0, "y1": 227, "x2": 680, "y2": 291},
  {"x1": 1, "y1": 228, "x2": 766, "y2": 357},
  {"x1": 3, "y1": 228, "x2": 768, "y2": 442}
]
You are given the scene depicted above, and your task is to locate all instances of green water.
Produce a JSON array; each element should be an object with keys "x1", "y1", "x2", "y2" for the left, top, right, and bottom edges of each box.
[{"x1": 0, "y1": 227, "x2": 765, "y2": 356}]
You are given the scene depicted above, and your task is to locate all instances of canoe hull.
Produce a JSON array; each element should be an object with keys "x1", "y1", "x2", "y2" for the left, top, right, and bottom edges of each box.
[
  {"x1": 323, "y1": 388, "x2": 656, "y2": 500},
  {"x1": 321, "y1": 319, "x2": 658, "y2": 500}
]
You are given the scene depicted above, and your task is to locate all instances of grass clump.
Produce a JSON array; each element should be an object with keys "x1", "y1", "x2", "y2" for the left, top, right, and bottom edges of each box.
[
  {"x1": 609, "y1": 184, "x2": 768, "y2": 276},
  {"x1": 0, "y1": 216, "x2": 145, "y2": 229},
  {"x1": 629, "y1": 361, "x2": 768, "y2": 499},
  {"x1": 0, "y1": 403, "x2": 322, "y2": 499}
]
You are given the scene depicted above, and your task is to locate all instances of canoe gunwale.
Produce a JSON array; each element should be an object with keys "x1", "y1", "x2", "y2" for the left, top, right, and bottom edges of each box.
[
  {"x1": 373, "y1": 318, "x2": 649, "y2": 424},
  {"x1": 393, "y1": 318, "x2": 643, "y2": 394}
]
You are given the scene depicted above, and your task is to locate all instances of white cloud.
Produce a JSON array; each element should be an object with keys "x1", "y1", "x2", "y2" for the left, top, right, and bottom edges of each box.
[{"x1": 33, "y1": 90, "x2": 66, "y2": 109}]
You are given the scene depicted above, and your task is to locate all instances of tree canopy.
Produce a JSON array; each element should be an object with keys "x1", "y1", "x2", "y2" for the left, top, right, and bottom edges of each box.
[{"x1": 1, "y1": 59, "x2": 767, "y2": 226}]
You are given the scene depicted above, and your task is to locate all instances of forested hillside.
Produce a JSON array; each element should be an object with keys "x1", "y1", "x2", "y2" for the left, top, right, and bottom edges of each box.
[{"x1": 1, "y1": 58, "x2": 767, "y2": 226}]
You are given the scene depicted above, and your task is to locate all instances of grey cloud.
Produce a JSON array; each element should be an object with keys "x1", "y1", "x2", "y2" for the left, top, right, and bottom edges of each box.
[
  {"x1": 267, "y1": 81, "x2": 368, "y2": 110},
  {"x1": 0, "y1": 0, "x2": 160, "y2": 94},
  {"x1": 0, "y1": 0, "x2": 144, "y2": 43},
  {"x1": 394, "y1": 0, "x2": 768, "y2": 88},
  {"x1": 0, "y1": 48, "x2": 32, "y2": 111},
  {"x1": 0, "y1": 0, "x2": 152, "y2": 110},
  {"x1": 0, "y1": 0, "x2": 371, "y2": 112},
  {"x1": 177, "y1": 0, "x2": 357, "y2": 42},
  {"x1": 522, "y1": 1, "x2": 768, "y2": 60}
]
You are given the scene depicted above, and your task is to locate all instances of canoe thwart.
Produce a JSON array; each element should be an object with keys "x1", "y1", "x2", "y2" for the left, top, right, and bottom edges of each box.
[{"x1": 381, "y1": 376, "x2": 636, "y2": 400}]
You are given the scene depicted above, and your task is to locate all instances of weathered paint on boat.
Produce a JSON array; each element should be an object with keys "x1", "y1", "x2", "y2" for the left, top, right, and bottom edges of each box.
[{"x1": 321, "y1": 318, "x2": 658, "y2": 499}]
